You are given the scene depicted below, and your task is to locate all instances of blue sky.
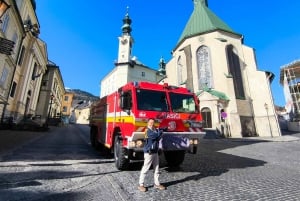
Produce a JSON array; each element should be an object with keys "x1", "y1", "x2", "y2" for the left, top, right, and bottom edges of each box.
[{"x1": 36, "y1": 1, "x2": 300, "y2": 107}]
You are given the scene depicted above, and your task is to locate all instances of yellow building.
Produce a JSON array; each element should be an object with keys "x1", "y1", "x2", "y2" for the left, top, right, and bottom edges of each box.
[{"x1": 61, "y1": 92, "x2": 74, "y2": 117}]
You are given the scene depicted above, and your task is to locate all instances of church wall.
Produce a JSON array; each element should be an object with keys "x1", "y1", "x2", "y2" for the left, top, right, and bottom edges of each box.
[
  {"x1": 165, "y1": 30, "x2": 281, "y2": 138},
  {"x1": 241, "y1": 45, "x2": 280, "y2": 137}
]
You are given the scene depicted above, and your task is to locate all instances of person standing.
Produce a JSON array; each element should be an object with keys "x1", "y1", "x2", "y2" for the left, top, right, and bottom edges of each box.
[{"x1": 138, "y1": 118, "x2": 166, "y2": 192}]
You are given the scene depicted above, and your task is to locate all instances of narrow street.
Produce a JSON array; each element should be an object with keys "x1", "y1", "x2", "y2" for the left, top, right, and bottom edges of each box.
[{"x1": 0, "y1": 125, "x2": 300, "y2": 201}]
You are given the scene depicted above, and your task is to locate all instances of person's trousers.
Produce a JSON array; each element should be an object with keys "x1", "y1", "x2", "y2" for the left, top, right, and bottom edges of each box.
[{"x1": 139, "y1": 153, "x2": 160, "y2": 186}]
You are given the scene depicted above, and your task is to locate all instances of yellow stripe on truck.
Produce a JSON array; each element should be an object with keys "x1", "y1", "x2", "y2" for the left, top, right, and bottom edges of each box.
[{"x1": 106, "y1": 116, "x2": 134, "y2": 123}]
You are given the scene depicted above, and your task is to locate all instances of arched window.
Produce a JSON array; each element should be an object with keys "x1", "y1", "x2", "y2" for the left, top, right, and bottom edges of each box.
[
  {"x1": 197, "y1": 46, "x2": 212, "y2": 89},
  {"x1": 201, "y1": 107, "x2": 212, "y2": 128},
  {"x1": 226, "y1": 45, "x2": 245, "y2": 99}
]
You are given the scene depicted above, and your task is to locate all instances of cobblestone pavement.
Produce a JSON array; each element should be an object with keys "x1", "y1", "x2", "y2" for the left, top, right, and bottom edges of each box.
[
  {"x1": 114, "y1": 133, "x2": 300, "y2": 201},
  {"x1": 0, "y1": 126, "x2": 300, "y2": 201}
]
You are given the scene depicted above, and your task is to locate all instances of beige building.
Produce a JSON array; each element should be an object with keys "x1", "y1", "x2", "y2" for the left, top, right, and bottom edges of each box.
[
  {"x1": 1, "y1": 0, "x2": 48, "y2": 122},
  {"x1": 164, "y1": 0, "x2": 280, "y2": 137},
  {"x1": 36, "y1": 61, "x2": 65, "y2": 119},
  {"x1": 72, "y1": 104, "x2": 90, "y2": 125}
]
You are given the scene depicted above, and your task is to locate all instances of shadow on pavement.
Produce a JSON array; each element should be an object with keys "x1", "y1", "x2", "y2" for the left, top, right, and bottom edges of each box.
[{"x1": 159, "y1": 139, "x2": 267, "y2": 187}]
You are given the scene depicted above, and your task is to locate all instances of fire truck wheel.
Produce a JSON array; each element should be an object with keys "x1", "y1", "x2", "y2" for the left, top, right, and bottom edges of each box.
[
  {"x1": 114, "y1": 136, "x2": 129, "y2": 170},
  {"x1": 164, "y1": 150, "x2": 185, "y2": 167}
]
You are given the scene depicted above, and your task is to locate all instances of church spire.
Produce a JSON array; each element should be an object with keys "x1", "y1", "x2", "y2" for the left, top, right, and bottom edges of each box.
[
  {"x1": 117, "y1": 6, "x2": 133, "y2": 64},
  {"x1": 121, "y1": 6, "x2": 132, "y2": 35},
  {"x1": 193, "y1": 0, "x2": 208, "y2": 7}
]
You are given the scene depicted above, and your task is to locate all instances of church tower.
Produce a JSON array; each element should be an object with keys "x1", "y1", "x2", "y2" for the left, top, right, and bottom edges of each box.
[
  {"x1": 100, "y1": 7, "x2": 163, "y2": 98},
  {"x1": 117, "y1": 7, "x2": 133, "y2": 64}
]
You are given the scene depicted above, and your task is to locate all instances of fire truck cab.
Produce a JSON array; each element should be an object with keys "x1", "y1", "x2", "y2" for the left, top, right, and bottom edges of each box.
[{"x1": 89, "y1": 81, "x2": 205, "y2": 170}]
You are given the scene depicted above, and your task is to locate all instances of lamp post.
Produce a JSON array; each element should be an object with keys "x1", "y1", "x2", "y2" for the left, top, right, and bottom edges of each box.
[
  {"x1": 47, "y1": 94, "x2": 54, "y2": 120},
  {"x1": 264, "y1": 103, "x2": 273, "y2": 137}
]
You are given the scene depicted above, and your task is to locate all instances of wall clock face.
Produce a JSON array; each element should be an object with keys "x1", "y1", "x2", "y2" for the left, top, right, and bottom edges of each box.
[{"x1": 121, "y1": 38, "x2": 128, "y2": 45}]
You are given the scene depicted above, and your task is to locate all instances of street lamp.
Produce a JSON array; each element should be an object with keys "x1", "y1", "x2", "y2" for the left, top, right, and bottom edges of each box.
[
  {"x1": 0, "y1": 0, "x2": 9, "y2": 20},
  {"x1": 264, "y1": 103, "x2": 273, "y2": 137},
  {"x1": 47, "y1": 94, "x2": 54, "y2": 119}
]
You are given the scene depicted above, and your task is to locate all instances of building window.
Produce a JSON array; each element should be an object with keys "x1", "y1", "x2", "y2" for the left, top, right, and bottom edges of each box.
[
  {"x1": 141, "y1": 72, "x2": 145, "y2": 77},
  {"x1": 63, "y1": 106, "x2": 67, "y2": 112},
  {"x1": 226, "y1": 44, "x2": 245, "y2": 99},
  {"x1": 0, "y1": 67, "x2": 9, "y2": 87},
  {"x1": 1, "y1": 14, "x2": 9, "y2": 34},
  {"x1": 201, "y1": 107, "x2": 212, "y2": 128},
  {"x1": 18, "y1": 46, "x2": 25, "y2": 66},
  {"x1": 31, "y1": 63, "x2": 37, "y2": 80},
  {"x1": 15, "y1": 0, "x2": 23, "y2": 10},
  {"x1": 197, "y1": 46, "x2": 212, "y2": 89},
  {"x1": 64, "y1": 96, "x2": 69, "y2": 101},
  {"x1": 11, "y1": 33, "x2": 18, "y2": 55},
  {"x1": 10, "y1": 81, "x2": 17, "y2": 97}
]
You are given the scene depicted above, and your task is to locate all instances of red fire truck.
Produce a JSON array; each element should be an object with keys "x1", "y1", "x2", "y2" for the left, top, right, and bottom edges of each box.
[{"x1": 89, "y1": 81, "x2": 205, "y2": 170}]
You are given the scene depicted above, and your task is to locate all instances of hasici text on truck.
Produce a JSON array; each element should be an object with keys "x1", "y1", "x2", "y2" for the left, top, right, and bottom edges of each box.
[{"x1": 89, "y1": 81, "x2": 205, "y2": 170}]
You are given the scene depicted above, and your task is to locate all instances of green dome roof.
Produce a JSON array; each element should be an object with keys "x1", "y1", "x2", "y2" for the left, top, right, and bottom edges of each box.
[{"x1": 177, "y1": 0, "x2": 236, "y2": 44}]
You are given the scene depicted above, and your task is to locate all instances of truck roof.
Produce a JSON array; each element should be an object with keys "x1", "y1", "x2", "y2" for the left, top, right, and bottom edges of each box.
[{"x1": 124, "y1": 81, "x2": 192, "y2": 94}]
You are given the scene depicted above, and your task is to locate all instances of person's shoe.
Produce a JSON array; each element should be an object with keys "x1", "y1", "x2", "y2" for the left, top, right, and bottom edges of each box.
[
  {"x1": 154, "y1": 184, "x2": 166, "y2": 190},
  {"x1": 138, "y1": 185, "x2": 147, "y2": 192}
]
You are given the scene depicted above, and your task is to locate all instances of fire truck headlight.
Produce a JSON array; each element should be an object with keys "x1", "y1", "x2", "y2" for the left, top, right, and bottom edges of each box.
[
  {"x1": 189, "y1": 139, "x2": 199, "y2": 145},
  {"x1": 129, "y1": 141, "x2": 136, "y2": 148},
  {"x1": 136, "y1": 140, "x2": 144, "y2": 148}
]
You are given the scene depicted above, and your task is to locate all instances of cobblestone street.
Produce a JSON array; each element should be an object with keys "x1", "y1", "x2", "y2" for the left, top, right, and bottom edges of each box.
[{"x1": 0, "y1": 125, "x2": 300, "y2": 201}]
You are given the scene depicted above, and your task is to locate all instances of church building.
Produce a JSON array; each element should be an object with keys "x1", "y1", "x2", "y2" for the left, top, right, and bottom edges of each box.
[{"x1": 164, "y1": 0, "x2": 281, "y2": 137}]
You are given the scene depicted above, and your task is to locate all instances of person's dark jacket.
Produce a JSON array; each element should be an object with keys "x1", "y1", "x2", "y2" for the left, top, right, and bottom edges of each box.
[{"x1": 143, "y1": 127, "x2": 163, "y2": 154}]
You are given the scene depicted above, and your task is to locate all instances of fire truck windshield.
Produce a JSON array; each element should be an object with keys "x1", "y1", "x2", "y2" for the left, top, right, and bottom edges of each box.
[
  {"x1": 136, "y1": 89, "x2": 169, "y2": 111},
  {"x1": 169, "y1": 93, "x2": 197, "y2": 113}
]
